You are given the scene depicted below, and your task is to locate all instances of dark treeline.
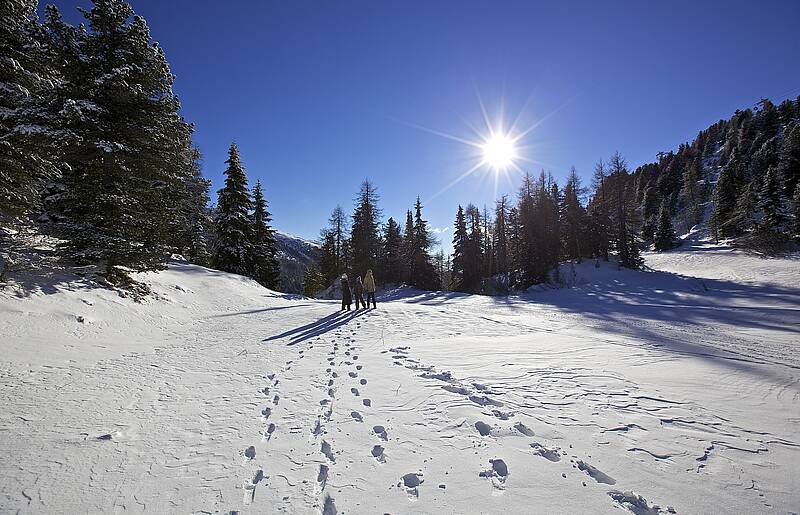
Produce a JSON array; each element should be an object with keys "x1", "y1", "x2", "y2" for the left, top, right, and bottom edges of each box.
[
  {"x1": 450, "y1": 97, "x2": 800, "y2": 294},
  {"x1": 305, "y1": 180, "x2": 441, "y2": 296},
  {"x1": 1, "y1": 1, "x2": 281, "y2": 289}
]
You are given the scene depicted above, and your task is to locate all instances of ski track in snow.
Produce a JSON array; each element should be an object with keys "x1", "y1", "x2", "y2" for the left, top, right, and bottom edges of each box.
[{"x1": 1, "y1": 248, "x2": 799, "y2": 513}]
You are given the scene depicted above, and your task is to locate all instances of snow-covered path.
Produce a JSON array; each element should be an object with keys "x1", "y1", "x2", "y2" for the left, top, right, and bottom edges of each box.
[{"x1": 1, "y1": 252, "x2": 799, "y2": 514}]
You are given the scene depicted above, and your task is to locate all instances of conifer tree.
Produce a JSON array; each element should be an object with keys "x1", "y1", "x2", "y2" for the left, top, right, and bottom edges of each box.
[
  {"x1": 493, "y1": 196, "x2": 509, "y2": 274},
  {"x1": 174, "y1": 148, "x2": 212, "y2": 265},
  {"x1": 712, "y1": 150, "x2": 745, "y2": 239},
  {"x1": 1, "y1": 0, "x2": 64, "y2": 218},
  {"x1": 451, "y1": 205, "x2": 467, "y2": 291},
  {"x1": 318, "y1": 231, "x2": 338, "y2": 286},
  {"x1": 401, "y1": 209, "x2": 415, "y2": 283},
  {"x1": 410, "y1": 197, "x2": 439, "y2": 289},
  {"x1": 380, "y1": 217, "x2": 402, "y2": 284},
  {"x1": 759, "y1": 166, "x2": 782, "y2": 232},
  {"x1": 303, "y1": 265, "x2": 325, "y2": 297},
  {"x1": 51, "y1": 0, "x2": 195, "y2": 281},
  {"x1": 589, "y1": 160, "x2": 610, "y2": 260},
  {"x1": 653, "y1": 199, "x2": 676, "y2": 251},
  {"x1": 350, "y1": 179, "x2": 381, "y2": 277},
  {"x1": 249, "y1": 180, "x2": 281, "y2": 289},
  {"x1": 560, "y1": 168, "x2": 586, "y2": 261},
  {"x1": 792, "y1": 183, "x2": 800, "y2": 240},
  {"x1": 212, "y1": 143, "x2": 252, "y2": 275}
]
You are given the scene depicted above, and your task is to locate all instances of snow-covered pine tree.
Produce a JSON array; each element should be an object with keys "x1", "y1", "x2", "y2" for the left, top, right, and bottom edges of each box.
[
  {"x1": 759, "y1": 165, "x2": 782, "y2": 232},
  {"x1": 212, "y1": 143, "x2": 252, "y2": 276},
  {"x1": 172, "y1": 147, "x2": 212, "y2": 265},
  {"x1": 49, "y1": 0, "x2": 196, "y2": 282},
  {"x1": 0, "y1": 1, "x2": 64, "y2": 219},
  {"x1": 653, "y1": 199, "x2": 676, "y2": 251},
  {"x1": 712, "y1": 150, "x2": 745, "y2": 240},
  {"x1": 248, "y1": 179, "x2": 281, "y2": 289},
  {"x1": 792, "y1": 183, "x2": 800, "y2": 241}
]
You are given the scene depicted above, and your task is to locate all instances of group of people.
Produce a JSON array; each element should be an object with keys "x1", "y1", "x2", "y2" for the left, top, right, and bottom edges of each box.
[{"x1": 341, "y1": 270, "x2": 376, "y2": 311}]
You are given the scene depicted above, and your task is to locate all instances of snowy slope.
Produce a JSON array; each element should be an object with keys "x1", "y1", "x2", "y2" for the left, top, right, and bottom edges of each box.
[{"x1": 1, "y1": 250, "x2": 798, "y2": 514}]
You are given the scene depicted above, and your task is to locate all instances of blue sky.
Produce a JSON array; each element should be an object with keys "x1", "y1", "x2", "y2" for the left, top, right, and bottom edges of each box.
[{"x1": 44, "y1": 1, "x2": 800, "y2": 249}]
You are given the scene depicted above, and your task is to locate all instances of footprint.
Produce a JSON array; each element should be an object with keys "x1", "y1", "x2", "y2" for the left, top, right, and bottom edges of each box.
[
  {"x1": 317, "y1": 464, "x2": 329, "y2": 490},
  {"x1": 328, "y1": 379, "x2": 334, "y2": 386},
  {"x1": 479, "y1": 459, "x2": 509, "y2": 490},
  {"x1": 513, "y1": 422, "x2": 535, "y2": 436},
  {"x1": 360, "y1": 379, "x2": 367, "y2": 385},
  {"x1": 400, "y1": 472, "x2": 423, "y2": 498},
  {"x1": 321, "y1": 440, "x2": 335, "y2": 462},
  {"x1": 475, "y1": 421, "x2": 492, "y2": 436},
  {"x1": 356, "y1": 365, "x2": 363, "y2": 370},
  {"x1": 322, "y1": 494, "x2": 337, "y2": 515},
  {"x1": 371, "y1": 444, "x2": 386, "y2": 462},
  {"x1": 312, "y1": 418, "x2": 322, "y2": 436},
  {"x1": 363, "y1": 398, "x2": 372, "y2": 407},
  {"x1": 272, "y1": 394, "x2": 280, "y2": 406},
  {"x1": 353, "y1": 356, "x2": 359, "y2": 360},
  {"x1": 264, "y1": 423, "x2": 276, "y2": 440},
  {"x1": 244, "y1": 446, "x2": 256, "y2": 459},
  {"x1": 350, "y1": 411, "x2": 363, "y2": 422},
  {"x1": 576, "y1": 460, "x2": 616, "y2": 485},
  {"x1": 351, "y1": 387, "x2": 360, "y2": 396},
  {"x1": 348, "y1": 372, "x2": 357, "y2": 378},
  {"x1": 530, "y1": 442, "x2": 561, "y2": 462},
  {"x1": 373, "y1": 425, "x2": 388, "y2": 440},
  {"x1": 261, "y1": 407, "x2": 272, "y2": 420},
  {"x1": 328, "y1": 388, "x2": 335, "y2": 397},
  {"x1": 262, "y1": 387, "x2": 270, "y2": 396},
  {"x1": 332, "y1": 372, "x2": 338, "y2": 378}
]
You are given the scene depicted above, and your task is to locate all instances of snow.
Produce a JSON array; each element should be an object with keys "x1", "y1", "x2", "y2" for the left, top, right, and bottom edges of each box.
[{"x1": 1, "y1": 247, "x2": 798, "y2": 513}]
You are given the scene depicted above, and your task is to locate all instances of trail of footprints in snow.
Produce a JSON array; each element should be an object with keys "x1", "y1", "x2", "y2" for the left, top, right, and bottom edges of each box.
[{"x1": 385, "y1": 344, "x2": 675, "y2": 510}]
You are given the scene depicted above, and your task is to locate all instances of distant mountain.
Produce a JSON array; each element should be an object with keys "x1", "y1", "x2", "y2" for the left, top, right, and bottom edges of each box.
[{"x1": 274, "y1": 231, "x2": 320, "y2": 293}]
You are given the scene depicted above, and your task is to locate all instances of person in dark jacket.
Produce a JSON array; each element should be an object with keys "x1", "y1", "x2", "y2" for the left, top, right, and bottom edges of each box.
[
  {"x1": 341, "y1": 274, "x2": 352, "y2": 311},
  {"x1": 352, "y1": 276, "x2": 366, "y2": 309}
]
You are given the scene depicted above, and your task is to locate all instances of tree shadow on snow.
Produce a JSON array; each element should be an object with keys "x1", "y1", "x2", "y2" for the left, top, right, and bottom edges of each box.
[{"x1": 264, "y1": 309, "x2": 370, "y2": 345}]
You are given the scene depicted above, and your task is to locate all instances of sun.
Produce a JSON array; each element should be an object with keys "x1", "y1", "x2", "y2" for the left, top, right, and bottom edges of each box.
[{"x1": 481, "y1": 132, "x2": 517, "y2": 171}]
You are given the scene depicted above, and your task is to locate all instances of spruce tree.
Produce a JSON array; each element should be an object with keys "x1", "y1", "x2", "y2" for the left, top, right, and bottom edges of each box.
[
  {"x1": 759, "y1": 166, "x2": 782, "y2": 232},
  {"x1": 318, "y1": 231, "x2": 338, "y2": 286},
  {"x1": 410, "y1": 197, "x2": 439, "y2": 289},
  {"x1": 50, "y1": 0, "x2": 196, "y2": 281},
  {"x1": 173, "y1": 148, "x2": 212, "y2": 265},
  {"x1": 1, "y1": 1, "x2": 63, "y2": 218},
  {"x1": 350, "y1": 179, "x2": 381, "y2": 277},
  {"x1": 560, "y1": 168, "x2": 586, "y2": 262},
  {"x1": 401, "y1": 209, "x2": 415, "y2": 283},
  {"x1": 212, "y1": 143, "x2": 252, "y2": 275},
  {"x1": 249, "y1": 180, "x2": 281, "y2": 289},
  {"x1": 653, "y1": 199, "x2": 676, "y2": 251},
  {"x1": 303, "y1": 264, "x2": 325, "y2": 297},
  {"x1": 792, "y1": 183, "x2": 800, "y2": 241},
  {"x1": 381, "y1": 217, "x2": 402, "y2": 284},
  {"x1": 451, "y1": 205, "x2": 467, "y2": 291},
  {"x1": 493, "y1": 196, "x2": 509, "y2": 274}
]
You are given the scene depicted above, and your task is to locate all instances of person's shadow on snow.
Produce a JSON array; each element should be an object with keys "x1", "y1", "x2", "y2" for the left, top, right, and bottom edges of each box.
[{"x1": 264, "y1": 309, "x2": 369, "y2": 345}]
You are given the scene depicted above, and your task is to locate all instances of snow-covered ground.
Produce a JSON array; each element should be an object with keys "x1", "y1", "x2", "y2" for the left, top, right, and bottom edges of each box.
[{"x1": 1, "y1": 244, "x2": 798, "y2": 514}]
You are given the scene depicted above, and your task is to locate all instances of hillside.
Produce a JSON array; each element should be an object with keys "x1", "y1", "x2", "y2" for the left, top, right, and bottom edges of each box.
[
  {"x1": 1, "y1": 243, "x2": 797, "y2": 514},
  {"x1": 274, "y1": 231, "x2": 320, "y2": 293}
]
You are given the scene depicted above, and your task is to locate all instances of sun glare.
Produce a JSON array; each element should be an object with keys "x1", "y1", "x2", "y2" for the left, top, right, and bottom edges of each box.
[{"x1": 481, "y1": 133, "x2": 517, "y2": 171}]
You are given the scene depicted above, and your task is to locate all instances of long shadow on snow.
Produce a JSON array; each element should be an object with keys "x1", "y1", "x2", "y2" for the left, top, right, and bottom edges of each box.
[{"x1": 264, "y1": 309, "x2": 370, "y2": 345}]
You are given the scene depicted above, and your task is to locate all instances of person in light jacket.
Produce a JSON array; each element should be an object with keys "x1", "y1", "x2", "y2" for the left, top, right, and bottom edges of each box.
[
  {"x1": 341, "y1": 274, "x2": 352, "y2": 311},
  {"x1": 363, "y1": 269, "x2": 376, "y2": 309},
  {"x1": 352, "y1": 276, "x2": 366, "y2": 309}
]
